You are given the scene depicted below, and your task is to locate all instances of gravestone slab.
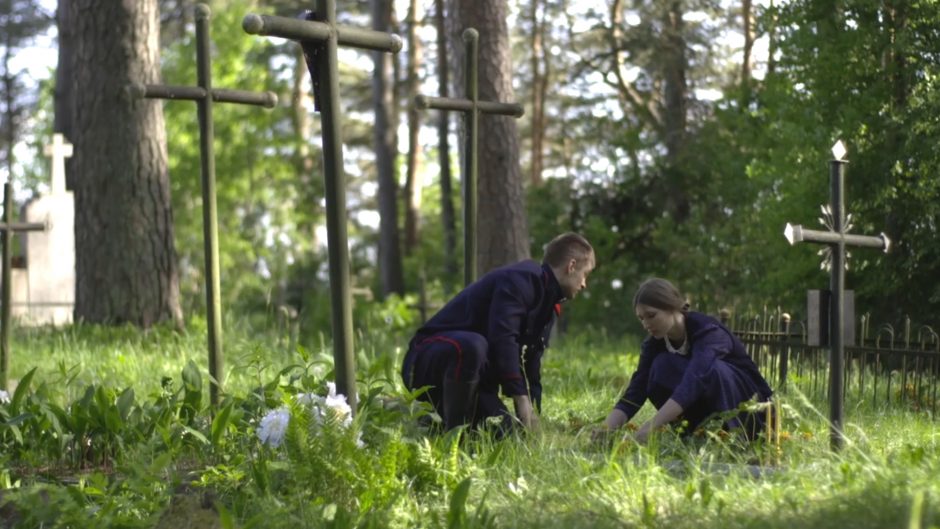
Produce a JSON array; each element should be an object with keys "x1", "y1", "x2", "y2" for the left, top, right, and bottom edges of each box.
[{"x1": 12, "y1": 133, "x2": 75, "y2": 325}]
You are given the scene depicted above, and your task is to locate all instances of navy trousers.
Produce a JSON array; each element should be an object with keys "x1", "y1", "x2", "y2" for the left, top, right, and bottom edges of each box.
[{"x1": 402, "y1": 331, "x2": 512, "y2": 427}]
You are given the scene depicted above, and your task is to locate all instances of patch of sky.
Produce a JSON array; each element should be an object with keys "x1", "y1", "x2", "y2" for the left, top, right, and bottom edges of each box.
[{"x1": 356, "y1": 210, "x2": 381, "y2": 230}]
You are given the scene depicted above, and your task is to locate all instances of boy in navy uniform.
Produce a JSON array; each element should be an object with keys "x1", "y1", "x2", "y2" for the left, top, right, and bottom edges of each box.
[{"x1": 402, "y1": 233, "x2": 595, "y2": 433}]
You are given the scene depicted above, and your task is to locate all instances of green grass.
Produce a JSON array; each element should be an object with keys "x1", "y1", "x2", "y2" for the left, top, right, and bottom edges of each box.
[{"x1": 2, "y1": 321, "x2": 939, "y2": 529}]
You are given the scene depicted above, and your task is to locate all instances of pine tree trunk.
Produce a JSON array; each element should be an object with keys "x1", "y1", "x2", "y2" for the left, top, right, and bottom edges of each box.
[
  {"x1": 2, "y1": 41, "x2": 14, "y2": 178},
  {"x1": 528, "y1": 0, "x2": 547, "y2": 186},
  {"x1": 662, "y1": 0, "x2": 689, "y2": 221},
  {"x1": 371, "y1": 0, "x2": 405, "y2": 297},
  {"x1": 54, "y1": 0, "x2": 74, "y2": 189},
  {"x1": 68, "y1": 0, "x2": 182, "y2": 327},
  {"x1": 447, "y1": 0, "x2": 529, "y2": 272},
  {"x1": 435, "y1": 0, "x2": 458, "y2": 286},
  {"x1": 403, "y1": 0, "x2": 423, "y2": 254},
  {"x1": 741, "y1": 0, "x2": 754, "y2": 98}
]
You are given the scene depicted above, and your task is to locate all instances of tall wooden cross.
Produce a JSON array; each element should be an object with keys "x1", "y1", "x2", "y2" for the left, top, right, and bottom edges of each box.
[
  {"x1": 0, "y1": 183, "x2": 46, "y2": 390},
  {"x1": 128, "y1": 4, "x2": 277, "y2": 408},
  {"x1": 415, "y1": 28, "x2": 524, "y2": 286},
  {"x1": 783, "y1": 140, "x2": 890, "y2": 450},
  {"x1": 43, "y1": 133, "x2": 73, "y2": 195},
  {"x1": 242, "y1": 0, "x2": 402, "y2": 411}
]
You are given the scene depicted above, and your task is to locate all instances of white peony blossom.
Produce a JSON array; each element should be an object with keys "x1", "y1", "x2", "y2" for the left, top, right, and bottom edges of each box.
[
  {"x1": 262, "y1": 384, "x2": 361, "y2": 449},
  {"x1": 322, "y1": 382, "x2": 353, "y2": 427},
  {"x1": 0, "y1": 390, "x2": 9, "y2": 404},
  {"x1": 257, "y1": 407, "x2": 291, "y2": 447}
]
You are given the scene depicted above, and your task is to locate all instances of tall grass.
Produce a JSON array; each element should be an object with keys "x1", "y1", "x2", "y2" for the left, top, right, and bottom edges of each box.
[{"x1": 2, "y1": 320, "x2": 938, "y2": 529}]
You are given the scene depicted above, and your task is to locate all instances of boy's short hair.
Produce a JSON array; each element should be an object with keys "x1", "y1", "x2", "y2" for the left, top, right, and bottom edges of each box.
[{"x1": 542, "y1": 232, "x2": 594, "y2": 269}]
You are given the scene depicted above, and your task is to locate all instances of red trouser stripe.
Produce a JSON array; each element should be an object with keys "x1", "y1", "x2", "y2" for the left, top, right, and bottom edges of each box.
[{"x1": 418, "y1": 335, "x2": 465, "y2": 382}]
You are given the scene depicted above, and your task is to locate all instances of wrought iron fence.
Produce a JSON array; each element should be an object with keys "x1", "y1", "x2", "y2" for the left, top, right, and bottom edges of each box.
[{"x1": 719, "y1": 309, "x2": 940, "y2": 415}]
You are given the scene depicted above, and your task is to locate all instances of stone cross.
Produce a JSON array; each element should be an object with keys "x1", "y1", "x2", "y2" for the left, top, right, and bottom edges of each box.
[
  {"x1": 242, "y1": 0, "x2": 402, "y2": 411},
  {"x1": 0, "y1": 183, "x2": 46, "y2": 390},
  {"x1": 128, "y1": 4, "x2": 277, "y2": 408},
  {"x1": 43, "y1": 133, "x2": 73, "y2": 195},
  {"x1": 415, "y1": 28, "x2": 524, "y2": 286},
  {"x1": 783, "y1": 140, "x2": 890, "y2": 450}
]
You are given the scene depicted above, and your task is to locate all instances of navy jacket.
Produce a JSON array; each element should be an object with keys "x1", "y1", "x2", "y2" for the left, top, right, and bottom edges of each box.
[
  {"x1": 616, "y1": 311, "x2": 773, "y2": 418},
  {"x1": 411, "y1": 260, "x2": 563, "y2": 402}
]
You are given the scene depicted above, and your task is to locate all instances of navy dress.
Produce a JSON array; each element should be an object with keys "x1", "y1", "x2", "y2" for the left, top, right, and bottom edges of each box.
[
  {"x1": 615, "y1": 311, "x2": 773, "y2": 436},
  {"x1": 402, "y1": 260, "x2": 563, "y2": 426}
]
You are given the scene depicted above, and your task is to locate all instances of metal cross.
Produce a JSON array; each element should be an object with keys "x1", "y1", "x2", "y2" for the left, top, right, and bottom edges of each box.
[
  {"x1": 43, "y1": 133, "x2": 73, "y2": 195},
  {"x1": 128, "y1": 4, "x2": 278, "y2": 408},
  {"x1": 415, "y1": 28, "x2": 524, "y2": 286},
  {"x1": 0, "y1": 183, "x2": 46, "y2": 390},
  {"x1": 242, "y1": 0, "x2": 402, "y2": 411},
  {"x1": 783, "y1": 140, "x2": 890, "y2": 450}
]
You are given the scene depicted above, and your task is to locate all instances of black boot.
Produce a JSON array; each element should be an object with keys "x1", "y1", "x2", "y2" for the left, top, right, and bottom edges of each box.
[{"x1": 442, "y1": 379, "x2": 479, "y2": 430}]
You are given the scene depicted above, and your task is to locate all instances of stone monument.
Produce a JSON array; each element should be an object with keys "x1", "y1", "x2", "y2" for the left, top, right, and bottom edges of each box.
[{"x1": 11, "y1": 133, "x2": 75, "y2": 325}]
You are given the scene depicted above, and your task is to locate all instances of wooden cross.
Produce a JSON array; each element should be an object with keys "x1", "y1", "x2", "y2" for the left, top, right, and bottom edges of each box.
[
  {"x1": 242, "y1": 0, "x2": 402, "y2": 411},
  {"x1": 783, "y1": 140, "x2": 890, "y2": 450},
  {"x1": 43, "y1": 133, "x2": 73, "y2": 195},
  {"x1": 0, "y1": 183, "x2": 46, "y2": 390},
  {"x1": 128, "y1": 4, "x2": 277, "y2": 408},
  {"x1": 415, "y1": 28, "x2": 524, "y2": 286}
]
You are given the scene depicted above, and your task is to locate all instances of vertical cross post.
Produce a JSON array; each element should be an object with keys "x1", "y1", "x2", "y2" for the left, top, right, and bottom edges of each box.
[
  {"x1": 242, "y1": 1, "x2": 402, "y2": 411},
  {"x1": 128, "y1": 4, "x2": 277, "y2": 408},
  {"x1": 0, "y1": 183, "x2": 46, "y2": 390},
  {"x1": 784, "y1": 140, "x2": 890, "y2": 450},
  {"x1": 43, "y1": 133, "x2": 73, "y2": 195},
  {"x1": 415, "y1": 28, "x2": 524, "y2": 286}
]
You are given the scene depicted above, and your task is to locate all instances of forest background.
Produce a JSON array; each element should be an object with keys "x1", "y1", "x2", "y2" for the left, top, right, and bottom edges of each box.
[{"x1": 1, "y1": 0, "x2": 938, "y2": 340}]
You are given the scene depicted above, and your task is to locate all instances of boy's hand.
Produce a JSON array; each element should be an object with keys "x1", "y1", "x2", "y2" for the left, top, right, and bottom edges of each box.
[{"x1": 512, "y1": 395, "x2": 538, "y2": 430}]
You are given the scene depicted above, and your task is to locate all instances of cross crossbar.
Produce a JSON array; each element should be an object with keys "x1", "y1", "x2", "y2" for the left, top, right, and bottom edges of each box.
[
  {"x1": 242, "y1": 14, "x2": 402, "y2": 53},
  {"x1": 415, "y1": 95, "x2": 523, "y2": 117},
  {"x1": 0, "y1": 222, "x2": 47, "y2": 232},
  {"x1": 785, "y1": 224, "x2": 889, "y2": 250},
  {"x1": 128, "y1": 83, "x2": 276, "y2": 107}
]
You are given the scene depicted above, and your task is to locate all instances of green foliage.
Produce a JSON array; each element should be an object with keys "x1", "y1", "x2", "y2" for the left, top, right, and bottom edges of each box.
[
  {"x1": 524, "y1": 0, "x2": 940, "y2": 330},
  {"x1": 3, "y1": 322, "x2": 940, "y2": 528}
]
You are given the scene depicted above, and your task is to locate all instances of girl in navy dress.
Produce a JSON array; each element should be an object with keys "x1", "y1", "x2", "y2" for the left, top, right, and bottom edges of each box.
[{"x1": 599, "y1": 278, "x2": 773, "y2": 443}]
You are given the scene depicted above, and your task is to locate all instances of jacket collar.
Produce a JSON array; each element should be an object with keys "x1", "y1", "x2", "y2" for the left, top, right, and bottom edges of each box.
[{"x1": 540, "y1": 263, "x2": 565, "y2": 305}]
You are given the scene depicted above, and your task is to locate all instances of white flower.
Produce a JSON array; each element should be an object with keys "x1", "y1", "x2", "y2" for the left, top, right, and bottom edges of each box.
[
  {"x1": 257, "y1": 407, "x2": 291, "y2": 447},
  {"x1": 0, "y1": 390, "x2": 9, "y2": 404},
  {"x1": 322, "y1": 382, "x2": 353, "y2": 427}
]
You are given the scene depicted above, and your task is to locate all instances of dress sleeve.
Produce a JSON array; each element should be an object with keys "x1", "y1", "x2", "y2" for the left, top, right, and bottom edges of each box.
[
  {"x1": 614, "y1": 340, "x2": 655, "y2": 420},
  {"x1": 669, "y1": 323, "x2": 729, "y2": 409}
]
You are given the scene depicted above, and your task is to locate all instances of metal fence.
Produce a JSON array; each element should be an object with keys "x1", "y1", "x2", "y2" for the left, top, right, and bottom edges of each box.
[{"x1": 720, "y1": 309, "x2": 940, "y2": 414}]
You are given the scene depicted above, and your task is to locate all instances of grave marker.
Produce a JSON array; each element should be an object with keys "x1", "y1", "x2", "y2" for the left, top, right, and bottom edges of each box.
[
  {"x1": 129, "y1": 4, "x2": 277, "y2": 407},
  {"x1": 16, "y1": 133, "x2": 78, "y2": 326},
  {"x1": 783, "y1": 140, "x2": 890, "y2": 449},
  {"x1": 0, "y1": 183, "x2": 46, "y2": 390},
  {"x1": 242, "y1": 0, "x2": 402, "y2": 410},
  {"x1": 414, "y1": 28, "x2": 524, "y2": 285}
]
